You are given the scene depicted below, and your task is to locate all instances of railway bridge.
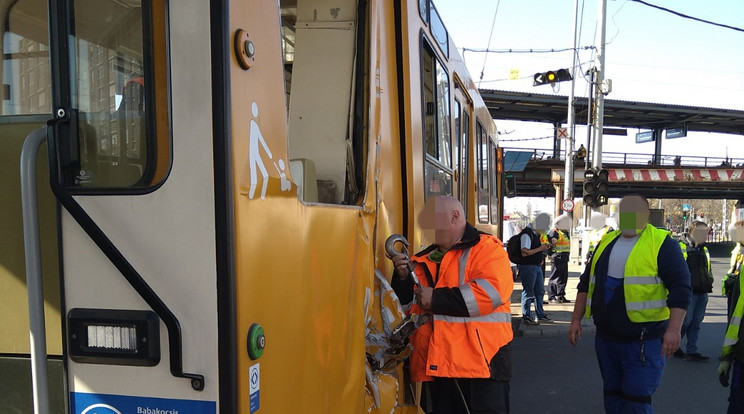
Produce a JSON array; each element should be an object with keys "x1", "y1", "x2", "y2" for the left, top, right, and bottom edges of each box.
[{"x1": 480, "y1": 89, "x2": 744, "y2": 200}]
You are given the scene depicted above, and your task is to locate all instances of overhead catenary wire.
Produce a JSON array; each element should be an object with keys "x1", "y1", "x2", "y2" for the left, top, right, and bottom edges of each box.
[
  {"x1": 629, "y1": 0, "x2": 744, "y2": 33},
  {"x1": 463, "y1": 45, "x2": 595, "y2": 54},
  {"x1": 478, "y1": 0, "x2": 501, "y2": 88}
]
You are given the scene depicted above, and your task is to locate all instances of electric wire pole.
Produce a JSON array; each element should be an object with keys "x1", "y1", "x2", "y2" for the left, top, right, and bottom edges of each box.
[{"x1": 563, "y1": 0, "x2": 580, "y2": 230}]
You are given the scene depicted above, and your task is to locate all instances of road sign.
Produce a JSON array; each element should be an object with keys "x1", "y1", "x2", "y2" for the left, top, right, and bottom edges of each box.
[
  {"x1": 557, "y1": 127, "x2": 568, "y2": 139},
  {"x1": 682, "y1": 204, "x2": 690, "y2": 212},
  {"x1": 562, "y1": 198, "x2": 575, "y2": 212}
]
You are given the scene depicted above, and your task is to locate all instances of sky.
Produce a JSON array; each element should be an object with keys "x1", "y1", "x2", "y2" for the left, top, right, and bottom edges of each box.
[{"x1": 434, "y1": 0, "x2": 744, "y2": 216}]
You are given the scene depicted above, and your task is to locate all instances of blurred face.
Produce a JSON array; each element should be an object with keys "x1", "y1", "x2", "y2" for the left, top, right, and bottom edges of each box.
[
  {"x1": 690, "y1": 225, "x2": 708, "y2": 245},
  {"x1": 618, "y1": 195, "x2": 649, "y2": 236},
  {"x1": 731, "y1": 224, "x2": 744, "y2": 243},
  {"x1": 532, "y1": 213, "x2": 551, "y2": 234},
  {"x1": 418, "y1": 197, "x2": 456, "y2": 246}
]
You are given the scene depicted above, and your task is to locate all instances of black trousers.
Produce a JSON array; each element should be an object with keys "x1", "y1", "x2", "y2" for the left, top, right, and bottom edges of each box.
[
  {"x1": 548, "y1": 260, "x2": 569, "y2": 299},
  {"x1": 421, "y1": 344, "x2": 511, "y2": 414}
]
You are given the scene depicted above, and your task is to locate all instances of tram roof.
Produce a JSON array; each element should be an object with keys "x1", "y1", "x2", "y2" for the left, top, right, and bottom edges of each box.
[{"x1": 480, "y1": 89, "x2": 744, "y2": 136}]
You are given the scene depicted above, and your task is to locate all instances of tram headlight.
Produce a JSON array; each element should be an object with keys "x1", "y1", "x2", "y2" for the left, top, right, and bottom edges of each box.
[{"x1": 68, "y1": 308, "x2": 160, "y2": 366}]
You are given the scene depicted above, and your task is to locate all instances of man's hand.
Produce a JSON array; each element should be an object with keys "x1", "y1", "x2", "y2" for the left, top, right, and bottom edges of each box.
[
  {"x1": 718, "y1": 360, "x2": 732, "y2": 387},
  {"x1": 390, "y1": 254, "x2": 411, "y2": 280},
  {"x1": 661, "y1": 327, "x2": 681, "y2": 358},
  {"x1": 415, "y1": 287, "x2": 433, "y2": 310},
  {"x1": 568, "y1": 320, "x2": 582, "y2": 346},
  {"x1": 662, "y1": 308, "x2": 686, "y2": 357}
]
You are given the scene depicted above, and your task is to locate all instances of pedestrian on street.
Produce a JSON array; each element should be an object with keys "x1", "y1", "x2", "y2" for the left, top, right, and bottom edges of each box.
[
  {"x1": 674, "y1": 220, "x2": 714, "y2": 361},
  {"x1": 722, "y1": 225, "x2": 744, "y2": 314},
  {"x1": 390, "y1": 196, "x2": 514, "y2": 414},
  {"x1": 518, "y1": 213, "x2": 552, "y2": 325},
  {"x1": 719, "y1": 219, "x2": 744, "y2": 413},
  {"x1": 568, "y1": 194, "x2": 692, "y2": 414},
  {"x1": 548, "y1": 222, "x2": 571, "y2": 304}
]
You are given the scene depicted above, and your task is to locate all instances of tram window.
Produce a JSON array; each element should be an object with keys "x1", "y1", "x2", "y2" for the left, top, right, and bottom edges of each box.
[
  {"x1": 418, "y1": 0, "x2": 428, "y2": 24},
  {"x1": 460, "y1": 112, "x2": 470, "y2": 219},
  {"x1": 1, "y1": 0, "x2": 51, "y2": 116},
  {"x1": 477, "y1": 121, "x2": 489, "y2": 223},
  {"x1": 68, "y1": 0, "x2": 169, "y2": 189},
  {"x1": 490, "y1": 141, "x2": 499, "y2": 223},
  {"x1": 421, "y1": 41, "x2": 452, "y2": 198},
  {"x1": 453, "y1": 100, "x2": 460, "y2": 193},
  {"x1": 428, "y1": 2, "x2": 449, "y2": 59},
  {"x1": 281, "y1": 0, "x2": 365, "y2": 204}
]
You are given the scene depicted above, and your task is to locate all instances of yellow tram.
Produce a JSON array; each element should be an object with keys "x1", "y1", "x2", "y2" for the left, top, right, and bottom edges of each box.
[{"x1": 0, "y1": 0, "x2": 505, "y2": 412}]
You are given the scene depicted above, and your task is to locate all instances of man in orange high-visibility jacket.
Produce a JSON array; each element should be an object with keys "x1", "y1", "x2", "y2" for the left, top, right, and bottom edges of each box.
[{"x1": 391, "y1": 196, "x2": 514, "y2": 414}]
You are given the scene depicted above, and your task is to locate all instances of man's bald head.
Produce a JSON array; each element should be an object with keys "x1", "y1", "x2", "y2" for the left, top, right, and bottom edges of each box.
[{"x1": 418, "y1": 196, "x2": 466, "y2": 252}]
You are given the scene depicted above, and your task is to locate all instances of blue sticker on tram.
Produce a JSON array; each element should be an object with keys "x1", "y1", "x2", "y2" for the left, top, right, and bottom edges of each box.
[{"x1": 71, "y1": 392, "x2": 216, "y2": 414}]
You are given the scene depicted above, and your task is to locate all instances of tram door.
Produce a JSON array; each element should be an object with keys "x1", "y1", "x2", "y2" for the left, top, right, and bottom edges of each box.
[
  {"x1": 0, "y1": 1, "x2": 64, "y2": 412},
  {"x1": 7, "y1": 0, "x2": 223, "y2": 413}
]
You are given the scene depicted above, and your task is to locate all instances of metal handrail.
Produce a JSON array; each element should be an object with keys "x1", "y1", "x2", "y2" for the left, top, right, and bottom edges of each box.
[{"x1": 20, "y1": 128, "x2": 50, "y2": 414}]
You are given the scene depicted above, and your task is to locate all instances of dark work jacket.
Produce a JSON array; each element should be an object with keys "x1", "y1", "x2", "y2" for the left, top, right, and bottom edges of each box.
[
  {"x1": 519, "y1": 227, "x2": 544, "y2": 266},
  {"x1": 577, "y1": 235, "x2": 692, "y2": 341},
  {"x1": 683, "y1": 241, "x2": 713, "y2": 294}
]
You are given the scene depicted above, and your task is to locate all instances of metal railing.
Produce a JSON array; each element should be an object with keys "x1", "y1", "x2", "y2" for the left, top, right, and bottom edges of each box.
[{"x1": 504, "y1": 147, "x2": 744, "y2": 168}]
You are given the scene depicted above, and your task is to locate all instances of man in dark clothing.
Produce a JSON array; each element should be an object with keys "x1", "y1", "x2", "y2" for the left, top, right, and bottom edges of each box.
[
  {"x1": 547, "y1": 226, "x2": 571, "y2": 303},
  {"x1": 674, "y1": 221, "x2": 714, "y2": 361},
  {"x1": 568, "y1": 194, "x2": 691, "y2": 414}
]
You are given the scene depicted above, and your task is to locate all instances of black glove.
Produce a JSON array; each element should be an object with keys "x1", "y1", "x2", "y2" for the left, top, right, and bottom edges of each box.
[{"x1": 718, "y1": 360, "x2": 732, "y2": 387}]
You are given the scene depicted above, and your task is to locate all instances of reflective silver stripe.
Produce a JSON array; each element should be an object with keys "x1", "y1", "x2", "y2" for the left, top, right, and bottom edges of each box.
[
  {"x1": 587, "y1": 298, "x2": 593, "y2": 307},
  {"x1": 473, "y1": 278, "x2": 502, "y2": 310},
  {"x1": 457, "y1": 279, "x2": 502, "y2": 317},
  {"x1": 723, "y1": 337, "x2": 739, "y2": 347},
  {"x1": 625, "y1": 276, "x2": 663, "y2": 285},
  {"x1": 589, "y1": 275, "x2": 596, "y2": 284},
  {"x1": 625, "y1": 299, "x2": 667, "y2": 311},
  {"x1": 458, "y1": 248, "x2": 471, "y2": 285},
  {"x1": 434, "y1": 312, "x2": 512, "y2": 323},
  {"x1": 731, "y1": 316, "x2": 742, "y2": 327},
  {"x1": 459, "y1": 284, "x2": 481, "y2": 317}
]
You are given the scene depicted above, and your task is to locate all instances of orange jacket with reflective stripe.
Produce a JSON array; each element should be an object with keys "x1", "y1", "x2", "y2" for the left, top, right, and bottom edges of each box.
[{"x1": 408, "y1": 228, "x2": 514, "y2": 381}]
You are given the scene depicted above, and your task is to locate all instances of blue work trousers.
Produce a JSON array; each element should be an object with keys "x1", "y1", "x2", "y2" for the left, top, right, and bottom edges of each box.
[
  {"x1": 518, "y1": 264, "x2": 545, "y2": 319},
  {"x1": 680, "y1": 293, "x2": 708, "y2": 354},
  {"x1": 595, "y1": 335, "x2": 664, "y2": 414},
  {"x1": 729, "y1": 360, "x2": 744, "y2": 414}
]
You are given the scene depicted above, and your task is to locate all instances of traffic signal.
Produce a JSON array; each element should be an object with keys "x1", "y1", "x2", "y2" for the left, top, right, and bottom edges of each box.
[
  {"x1": 504, "y1": 173, "x2": 516, "y2": 198},
  {"x1": 533, "y1": 68, "x2": 573, "y2": 86},
  {"x1": 583, "y1": 168, "x2": 609, "y2": 208},
  {"x1": 682, "y1": 210, "x2": 688, "y2": 221}
]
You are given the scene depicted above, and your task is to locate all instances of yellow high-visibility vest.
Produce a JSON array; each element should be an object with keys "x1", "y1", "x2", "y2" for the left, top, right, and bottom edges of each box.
[
  {"x1": 553, "y1": 229, "x2": 570, "y2": 253},
  {"x1": 586, "y1": 224, "x2": 670, "y2": 322}
]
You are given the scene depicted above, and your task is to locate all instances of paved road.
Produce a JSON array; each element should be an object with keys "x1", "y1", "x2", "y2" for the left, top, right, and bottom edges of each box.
[{"x1": 509, "y1": 254, "x2": 733, "y2": 413}]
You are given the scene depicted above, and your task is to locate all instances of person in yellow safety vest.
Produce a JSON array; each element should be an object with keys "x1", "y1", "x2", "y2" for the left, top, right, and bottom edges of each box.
[
  {"x1": 718, "y1": 220, "x2": 744, "y2": 412},
  {"x1": 723, "y1": 238, "x2": 744, "y2": 313},
  {"x1": 673, "y1": 221, "x2": 714, "y2": 361},
  {"x1": 547, "y1": 226, "x2": 571, "y2": 303},
  {"x1": 390, "y1": 196, "x2": 514, "y2": 414},
  {"x1": 539, "y1": 231, "x2": 551, "y2": 303},
  {"x1": 568, "y1": 194, "x2": 691, "y2": 414}
]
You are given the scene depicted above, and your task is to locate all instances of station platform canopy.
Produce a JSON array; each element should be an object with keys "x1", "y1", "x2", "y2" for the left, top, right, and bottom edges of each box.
[{"x1": 480, "y1": 89, "x2": 744, "y2": 136}]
